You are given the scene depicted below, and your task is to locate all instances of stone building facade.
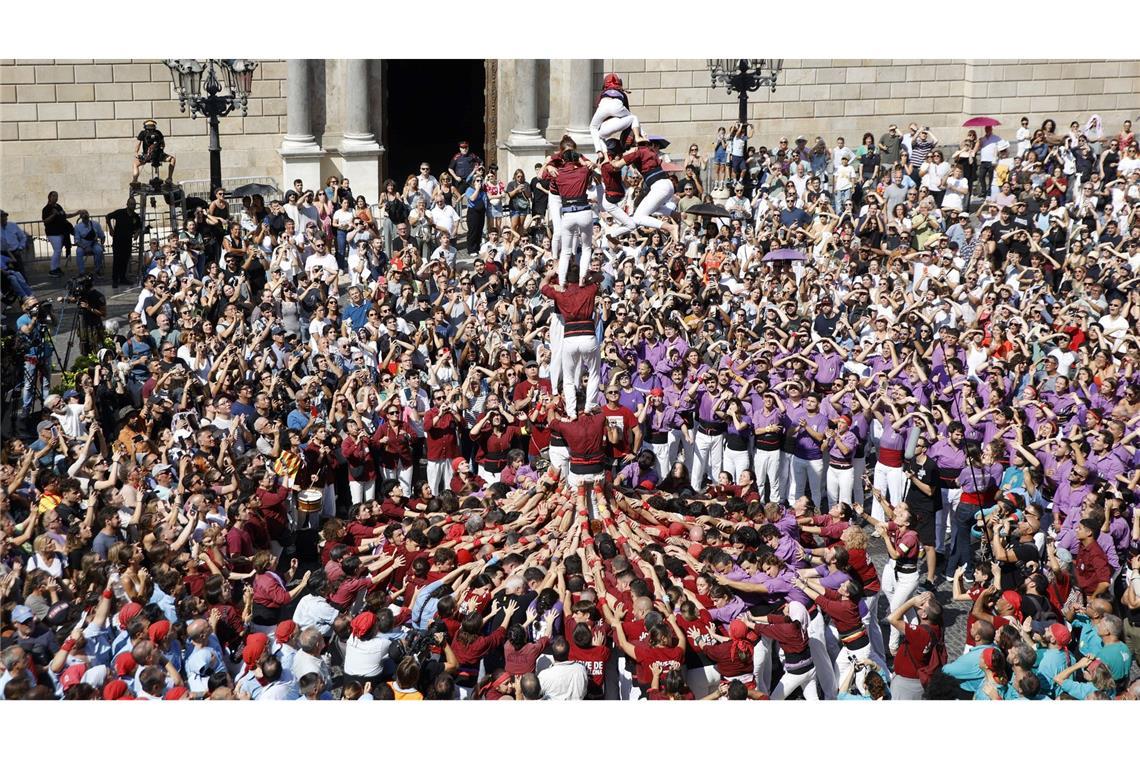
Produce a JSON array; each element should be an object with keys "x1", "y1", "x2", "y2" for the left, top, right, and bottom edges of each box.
[{"x1": 2, "y1": 58, "x2": 1138, "y2": 222}]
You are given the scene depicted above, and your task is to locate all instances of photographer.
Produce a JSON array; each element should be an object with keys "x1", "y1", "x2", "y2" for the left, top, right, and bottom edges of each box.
[
  {"x1": 67, "y1": 274, "x2": 107, "y2": 357},
  {"x1": 15, "y1": 295, "x2": 53, "y2": 422},
  {"x1": 131, "y1": 119, "x2": 176, "y2": 187}
]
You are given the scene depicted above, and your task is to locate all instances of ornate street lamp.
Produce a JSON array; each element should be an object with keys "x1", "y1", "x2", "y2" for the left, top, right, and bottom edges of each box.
[
  {"x1": 163, "y1": 59, "x2": 258, "y2": 194},
  {"x1": 707, "y1": 58, "x2": 783, "y2": 133}
]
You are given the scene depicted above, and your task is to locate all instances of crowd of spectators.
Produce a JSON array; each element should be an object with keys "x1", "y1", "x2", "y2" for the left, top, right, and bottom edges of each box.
[{"x1": 1, "y1": 104, "x2": 1138, "y2": 702}]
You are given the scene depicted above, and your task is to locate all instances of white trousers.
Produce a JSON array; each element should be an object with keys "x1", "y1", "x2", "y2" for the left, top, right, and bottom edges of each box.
[
  {"x1": 863, "y1": 591, "x2": 887, "y2": 665},
  {"x1": 650, "y1": 439, "x2": 672, "y2": 480},
  {"x1": 381, "y1": 465, "x2": 413, "y2": 496},
  {"x1": 426, "y1": 459, "x2": 453, "y2": 497},
  {"x1": 590, "y1": 96, "x2": 639, "y2": 154},
  {"x1": 631, "y1": 178, "x2": 674, "y2": 230},
  {"x1": 890, "y1": 674, "x2": 925, "y2": 700},
  {"x1": 548, "y1": 445, "x2": 570, "y2": 480},
  {"x1": 807, "y1": 610, "x2": 838, "y2": 699},
  {"x1": 723, "y1": 447, "x2": 751, "y2": 483},
  {"x1": 936, "y1": 487, "x2": 961, "y2": 554},
  {"x1": 752, "y1": 637, "x2": 775, "y2": 692},
  {"x1": 881, "y1": 560, "x2": 921, "y2": 655},
  {"x1": 790, "y1": 456, "x2": 824, "y2": 504},
  {"x1": 549, "y1": 194, "x2": 563, "y2": 258},
  {"x1": 853, "y1": 457, "x2": 867, "y2": 506},
  {"x1": 835, "y1": 642, "x2": 872, "y2": 693},
  {"x1": 770, "y1": 667, "x2": 819, "y2": 701},
  {"x1": 548, "y1": 313, "x2": 564, "y2": 393},
  {"x1": 826, "y1": 465, "x2": 855, "y2": 507},
  {"x1": 685, "y1": 663, "x2": 719, "y2": 699},
  {"x1": 872, "y1": 462, "x2": 907, "y2": 520},
  {"x1": 477, "y1": 465, "x2": 501, "y2": 485},
  {"x1": 48, "y1": 234, "x2": 66, "y2": 271},
  {"x1": 596, "y1": 184, "x2": 638, "y2": 237},
  {"x1": 690, "y1": 431, "x2": 724, "y2": 491},
  {"x1": 349, "y1": 479, "x2": 376, "y2": 504},
  {"x1": 753, "y1": 448, "x2": 783, "y2": 503},
  {"x1": 557, "y1": 208, "x2": 593, "y2": 285},
  {"x1": 561, "y1": 334, "x2": 600, "y2": 418}
]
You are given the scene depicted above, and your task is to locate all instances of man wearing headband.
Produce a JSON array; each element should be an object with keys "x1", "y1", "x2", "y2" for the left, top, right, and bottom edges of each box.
[{"x1": 131, "y1": 119, "x2": 176, "y2": 186}]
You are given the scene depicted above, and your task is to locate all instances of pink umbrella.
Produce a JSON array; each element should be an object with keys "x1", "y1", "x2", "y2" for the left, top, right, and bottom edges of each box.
[{"x1": 963, "y1": 117, "x2": 1001, "y2": 127}]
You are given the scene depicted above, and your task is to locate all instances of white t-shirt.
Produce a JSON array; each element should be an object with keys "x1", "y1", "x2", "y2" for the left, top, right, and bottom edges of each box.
[
  {"x1": 332, "y1": 209, "x2": 355, "y2": 230},
  {"x1": 942, "y1": 176, "x2": 968, "y2": 211},
  {"x1": 921, "y1": 161, "x2": 950, "y2": 193},
  {"x1": 1098, "y1": 313, "x2": 1129, "y2": 350},
  {"x1": 978, "y1": 134, "x2": 1002, "y2": 163},
  {"x1": 429, "y1": 204, "x2": 460, "y2": 236},
  {"x1": 834, "y1": 164, "x2": 856, "y2": 192},
  {"x1": 343, "y1": 636, "x2": 390, "y2": 678}
]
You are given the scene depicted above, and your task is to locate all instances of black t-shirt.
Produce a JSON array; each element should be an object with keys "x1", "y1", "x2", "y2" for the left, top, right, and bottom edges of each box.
[
  {"x1": 529, "y1": 177, "x2": 549, "y2": 214},
  {"x1": 42, "y1": 203, "x2": 70, "y2": 236},
  {"x1": 265, "y1": 211, "x2": 288, "y2": 237},
  {"x1": 106, "y1": 207, "x2": 143, "y2": 243},
  {"x1": 812, "y1": 311, "x2": 840, "y2": 339},
  {"x1": 904, "y1": 456, "x2": 941, "y2": 514},
  {"x1": 138, "y1": 128, "x2": 165, "y2": 152}
]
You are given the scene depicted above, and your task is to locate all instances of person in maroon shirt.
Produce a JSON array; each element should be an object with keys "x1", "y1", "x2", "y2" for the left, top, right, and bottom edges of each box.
[
  {"x1": 224, "y1": 502, "x2": 256, "y2": 561},
  {"x1": 341, "y1": 416, "x2": 377, "y2": 503},
  {"x1": 451, "y1": 599, "x2": 519, "y2": 696},
  {"x1": 1073, "y1": 518, "x2": 1111, "y2": 598},
  {"x1": 795, "y1": 576, "x2": 873, "y2": 688},
  {"x1": 373, "y1": 404, "x2": 416, "y2": 495},
  {"x1": 468, "y1": 409, "x2": 520, "y2": 485},
  {"x1": 600, "y1": 384, "x2": 642, "y2": 471},
  {"x1": 567, "y1": 621, "x2": 612, "y2": 699},
  {"x1": 606, "y1": 139, "x2": 679, "y2": 237},
  {"x1": 691, "y1": 618, "x2": 759, "y2": 683},
  {"x1": 301, "y1": 427, "x2": 339, "y2": 530},
  {"x1": 548, "y1": 400, "x2": 616, "y2": 496},
  {"x1": 595, "y1": 141, "x2": 638, "y2": 239},
  {"x1": 541, "y1": 267, "x2": 601, "y2": 419},
  {"x1": 424, "y1": 386, "x2": 465, "y2": 496},
  {"x1": 548, "y1": 149, "x2": 597, "y2": 286},
  {"x1": 887, "y1": 591, "x2": 944, "y2": 700},
  {"x1": 602, "y1": 602, "x2": 686, "y2": 699}
]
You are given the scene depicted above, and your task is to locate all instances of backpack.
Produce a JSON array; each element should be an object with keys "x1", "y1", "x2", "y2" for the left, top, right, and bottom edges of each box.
[{"x1": 903, "y1": 623, "x2": 947, "y2": 687}]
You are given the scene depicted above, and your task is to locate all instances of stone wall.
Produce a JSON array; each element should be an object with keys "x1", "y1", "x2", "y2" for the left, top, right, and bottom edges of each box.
[
  {"x1": 0, "y1": 59, "x2": 287, "y2": 221},
  {"x1": 600, "y1": 58, "x2": 1140, "y2": 166}
]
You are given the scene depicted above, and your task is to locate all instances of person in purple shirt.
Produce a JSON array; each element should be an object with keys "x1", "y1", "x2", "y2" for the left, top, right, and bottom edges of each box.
[
  {"x1": 760, "y1": 523, "x2": 809, "y2": 569},
  {"x1": 925, "y1": 421, "x2": 967, "y2": 555},
  {"x1": 661, "y1": 365, "x2": 693, "y2": 469},
  {"x1": 808, "y1": 339, "x2": 846, "y2": 392},
  {"x1": 686, "y1": 372, "x2": 731, "y2": 492},
  {"x1": 788, "y1": 394, "x2": 828, "y2": 504},
  {"x1": 871, "y1": 396, "x2": 911, "y2": 520},
  {"x1": 659, "y1": 321, "x2": 689, "y2": 366},
  {"x1": 930, "y1": 328, "x2": 968, "y2": 384},
  {"x1": 723, "y1": 398, "x2": 753, "y2": 482},
  {"x1": 630, "y1": 359, "x2": 662, "y2": 397},
  {"x1": 639, "y1": 388, "x2": 685, "y2": 479},
  {"x1": 946, "y1": 444, "x2": 999, "y2": 577},
  {"x1": 1080, "y1": 430, "x2": 1128, "y2": 489},
  {"x1": 824, "y1": 414, "x2": 859, "y2": 506},
  {"x1": 750, "y1": 391, "x2": 785, "y2": 503},
  {"x1": 1050, "y1": 464, "x2": 1093, "y2": 534}
]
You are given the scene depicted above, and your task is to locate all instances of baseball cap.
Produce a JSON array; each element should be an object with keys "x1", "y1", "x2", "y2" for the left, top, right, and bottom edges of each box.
[{"x1": 11, "y1": 605, "x2": 33, "y2": 624}]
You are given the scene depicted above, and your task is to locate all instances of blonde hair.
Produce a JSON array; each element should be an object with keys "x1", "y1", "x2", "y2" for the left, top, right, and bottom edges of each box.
[{"x1": 841, "y1": 525, "x2": 868, "y2": 550}]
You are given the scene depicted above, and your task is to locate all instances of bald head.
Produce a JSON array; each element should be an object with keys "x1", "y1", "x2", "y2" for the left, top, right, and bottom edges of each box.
[{"x1": 187, "y1": 619, "x2": 210, "y2": 641}]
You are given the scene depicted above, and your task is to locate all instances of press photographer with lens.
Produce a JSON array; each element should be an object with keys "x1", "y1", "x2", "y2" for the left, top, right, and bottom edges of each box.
[
  {"x1": 64, "y1": 274, "x2": 107, "y2": 357},
  {"x1": 14, "y1": 295, "x2": 54, "y2": 427}
]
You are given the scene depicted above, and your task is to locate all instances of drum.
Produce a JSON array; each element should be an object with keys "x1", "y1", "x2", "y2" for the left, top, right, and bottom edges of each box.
[{"x1": 297, "y1": 489, "x2": 323, "y2": 513}]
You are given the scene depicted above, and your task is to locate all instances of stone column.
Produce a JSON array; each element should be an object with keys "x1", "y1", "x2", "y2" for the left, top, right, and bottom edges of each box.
[
  {"x1": 279, "y1": 59, "x2": 325, "y2": 194},
  {"x1": 564, "y1": 59, "x2": 594, "y2": 150},
  {"x1": 339, "y1": 58, "x2": 383, "y2": 203},
  {"x1": 503, "y1": 59, "x2": 551, "y2": 179}
]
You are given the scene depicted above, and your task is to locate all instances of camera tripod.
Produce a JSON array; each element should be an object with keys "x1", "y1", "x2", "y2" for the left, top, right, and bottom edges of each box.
[{"x1": 5, "y1": 300, "x2": 81, "y2": 439}]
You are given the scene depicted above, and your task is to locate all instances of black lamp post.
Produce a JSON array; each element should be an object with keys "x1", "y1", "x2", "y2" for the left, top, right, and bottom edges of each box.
[
  {"x1": 707, "y1": 59, "x2": 783, "y2": 140},
  {"x1": 163, "y1": 59, "x2": 258, "y2": 194}
]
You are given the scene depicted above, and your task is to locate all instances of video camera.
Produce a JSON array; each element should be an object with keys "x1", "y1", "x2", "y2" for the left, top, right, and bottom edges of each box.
[{"x1": 67, "y1": 274, "x2": 94, "y2": 300}]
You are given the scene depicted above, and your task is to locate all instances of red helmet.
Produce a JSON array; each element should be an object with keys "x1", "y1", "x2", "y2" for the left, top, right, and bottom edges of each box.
[{"x1": 603, "y1": 73, "x2": 624, "y2": 91}]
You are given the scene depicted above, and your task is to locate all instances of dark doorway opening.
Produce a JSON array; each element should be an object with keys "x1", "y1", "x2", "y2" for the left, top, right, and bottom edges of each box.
[{"x1": 384, "y1": 60, "x2": 486, "y2": 188}]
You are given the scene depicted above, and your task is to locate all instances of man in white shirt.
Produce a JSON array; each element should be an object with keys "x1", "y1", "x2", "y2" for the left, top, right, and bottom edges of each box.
[
  {"x1": 1098, "y1": 297, "x2": 1130, "y2": 351},
  {"x1": 976, "y1": 125, "x2": 1002, "y2": 199},
  {"x1": 831, "y1": 137, "x2": 854, "y2": 182},
  {"x1": 292, "y1": 627, "x2": 335, "y2": 683},
  {"x1": 536, "y1": 638, "x2": 587, "y2": 700},
  {"x1": 417, "y1": 163, "x2": 440, "y2": 204},
  {"x1": 429, "y1": 195, "x2": 460, "y2": 238}
]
